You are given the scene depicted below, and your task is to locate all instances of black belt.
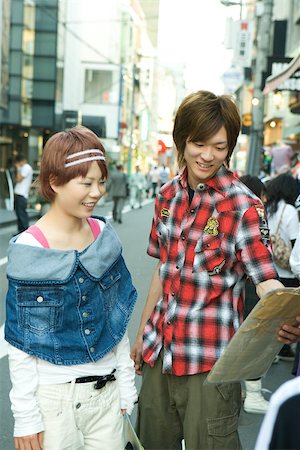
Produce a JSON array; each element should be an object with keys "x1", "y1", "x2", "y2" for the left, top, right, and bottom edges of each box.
[{"x1": 69, "y1": 371, "x2": 116, "y2": 390}]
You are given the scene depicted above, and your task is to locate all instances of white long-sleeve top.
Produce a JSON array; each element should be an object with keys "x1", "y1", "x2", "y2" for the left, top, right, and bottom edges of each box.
[{"x1": 8, "y1": 226, "x2": 137, "y2": 437}]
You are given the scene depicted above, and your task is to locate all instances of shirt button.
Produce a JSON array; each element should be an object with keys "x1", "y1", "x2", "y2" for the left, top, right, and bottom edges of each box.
[
  {"x1": 78, "y1": 277, "x2": 85, "y2": 283},
  {"x1": 171, "y1": 292, "x2": 175, "y2": 296},
  {"x1": 190, "y1": 209, "x2": 195, "y2": 213},
  {"x1": 82, "y1": 295, "x2": 87, "y2": 301},
  {"x1": 176, "y1": 265, "x2": 179, "y2": 269},
  {"x1": 36, "y1": 296, "x2": 44, "y2": 303},
  {"x1": 181, "y1": 236, "x2": 185, "y2": 240},
  {"x1": 85, "y1": 329, "x2": 91, "y2": 335},
  {"x1": 76, "y1": 403, "x2": 81, "y2": 409},
  {"x1": 82, "y1": 312, "x2": 89, "y2": 318},
  {"x1": 90, "y1": 347, "x2": 95, "y2": 353},
  {"x1": 167, "y1": 321, "x2": 171, "y2": 325},
  {"x1": 198, "y1": 183, "x2": 205, "y2": 190}
]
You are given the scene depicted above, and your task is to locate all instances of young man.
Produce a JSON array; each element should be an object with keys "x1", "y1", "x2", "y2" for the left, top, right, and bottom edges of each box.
[
  {"x1": 14, "y1": 154, "x2": 33, "y2": 233},
  {"x1": 131, "y1": 91, "x2": 284, "y2": 450}
]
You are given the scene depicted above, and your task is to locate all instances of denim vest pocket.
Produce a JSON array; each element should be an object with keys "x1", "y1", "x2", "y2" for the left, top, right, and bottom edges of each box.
[
  {"x1": 99, "y1": 270, "x2": 121, "y2": 311},
  {"x1": 17, "y1": 286, "x2": 64, "y2": 335}
]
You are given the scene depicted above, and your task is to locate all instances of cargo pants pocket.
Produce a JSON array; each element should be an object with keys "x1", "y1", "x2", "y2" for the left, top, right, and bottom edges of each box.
[{"x1": 207, "y1": 410, "x2": 241, "y2": 450}]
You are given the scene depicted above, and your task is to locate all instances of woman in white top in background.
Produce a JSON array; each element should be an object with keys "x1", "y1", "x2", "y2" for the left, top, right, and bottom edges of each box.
[{"x1": 265, "y1": 172, "x2": 299, "y2": 364}]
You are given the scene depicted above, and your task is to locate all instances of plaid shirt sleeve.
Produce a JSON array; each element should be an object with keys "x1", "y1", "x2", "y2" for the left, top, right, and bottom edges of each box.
[
  {"x1": 147, "y1": 197, "x2": 161, "y2": 259},
  {"x1": 236, "y1": 204, "x2": 278, "y2": 285}
]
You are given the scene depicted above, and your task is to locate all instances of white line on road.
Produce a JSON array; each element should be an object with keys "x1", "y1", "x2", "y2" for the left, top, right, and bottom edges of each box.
[
  {"x1": 0, "y1": 256, "x2": 8, "y2": 267},
  {"x1": 0, "y1": 324, "x2": 8, "y2": 359}
]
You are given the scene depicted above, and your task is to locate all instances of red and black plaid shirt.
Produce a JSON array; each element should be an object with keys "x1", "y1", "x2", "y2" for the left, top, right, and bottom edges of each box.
[{"x1": 143, "y1": 166, "x2": 277, "y2": 375}]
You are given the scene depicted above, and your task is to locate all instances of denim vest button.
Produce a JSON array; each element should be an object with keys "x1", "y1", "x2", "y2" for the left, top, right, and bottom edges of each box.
[
  {"x1": 82, "y1": 312, "x2": 89, "y2": 318},
  {"x1": 82, "y1": 295, "x2": 87, "y2": 301},
  {"x1": 85, "y1": 329, "x2": 91, "y2": 335},
  {"x1": 36, "y1": 296, "x2": 44, "y2": 303},
  {"x1": 90, "y1": 347, "x2": 95, "y2": 353},
  {"x1": 79, "y1": 277, "x2": 85, "y2": 283}
]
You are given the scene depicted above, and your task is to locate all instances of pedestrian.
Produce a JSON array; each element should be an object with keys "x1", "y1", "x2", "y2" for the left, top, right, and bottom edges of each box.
[
  {"x1": 14, "y1": 153, "x2": 33, "y2": 233},
  {"x1": 270, "y1": 141, "x2": 294, "y2": 175},
  {"x1": 130, "y1": 165, "x2": 146, "y2": 209},
  {"x1": 106, "y1": 163, "x2": 128, "y2": 224},
  {"x1": 149, "y1": 165, "x2": 159, "y2": 198},
  {"x1": 239, "y1": 175, "x2": 270, "y2": 414},
  {"x1": 265, "y1": 173, "x2": 299, "y2": 363},
  {"x1": 5, "y1": 126, "x2": 137, "y2": 450},
  {"x1": 131, "y1": 90, "x2": 283, "y2": 450},
  {"x1": 158, "y1": 163, "x2": 170, "y2": 186},
  {"x1": 254, "y1": 377, "x2": 300, "y2": 450}
]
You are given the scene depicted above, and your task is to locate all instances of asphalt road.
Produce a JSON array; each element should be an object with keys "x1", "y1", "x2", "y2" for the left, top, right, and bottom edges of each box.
[{"x1": 0, "y1": 199, "x2": 295, "y2": 450}]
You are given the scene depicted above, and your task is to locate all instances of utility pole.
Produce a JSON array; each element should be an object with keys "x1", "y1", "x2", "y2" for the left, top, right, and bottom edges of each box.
[{"x1": 246, "y1": 0, "x2": 273, "y2": 175}]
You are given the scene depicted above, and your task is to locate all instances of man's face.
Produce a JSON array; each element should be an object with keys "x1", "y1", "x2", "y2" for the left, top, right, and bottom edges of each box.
[
  {"x1": 184, "y1": 126, "x2": 228, "y2": 189},
  {"x1": 15, "y1": 159, "x2": 25, "y2": 169}
]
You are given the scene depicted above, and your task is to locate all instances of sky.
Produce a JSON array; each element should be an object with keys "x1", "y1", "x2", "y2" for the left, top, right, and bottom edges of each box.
[{"x1": 157, "y1": 0, "x2": 241, "y2": 94}]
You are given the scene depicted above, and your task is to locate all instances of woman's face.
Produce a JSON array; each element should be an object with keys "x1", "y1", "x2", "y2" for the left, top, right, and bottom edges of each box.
[{"x1": 51, "y1": 161, "x2": 106, "y2": 218}]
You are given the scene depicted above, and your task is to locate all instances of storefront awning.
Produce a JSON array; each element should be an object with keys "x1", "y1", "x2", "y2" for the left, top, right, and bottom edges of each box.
[{"x1": 263, "y1": 53, "x2": 300, "y2": 95}]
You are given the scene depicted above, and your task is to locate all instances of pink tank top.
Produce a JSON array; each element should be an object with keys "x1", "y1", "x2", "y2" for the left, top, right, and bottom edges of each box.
[{"x1": 25, "y1": 217, "x2": 101, "y2": 248}]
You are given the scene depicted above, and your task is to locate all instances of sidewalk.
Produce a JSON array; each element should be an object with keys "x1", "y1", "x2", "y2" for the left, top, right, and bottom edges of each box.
[{"x1": 0, "y1": 208, "x2": 40, "y2": 229}]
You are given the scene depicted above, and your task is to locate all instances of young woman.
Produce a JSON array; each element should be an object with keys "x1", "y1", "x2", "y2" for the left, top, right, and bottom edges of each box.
[
  {"x1": 5, "y1": 126, "x2": 137, "y2": 450},
  {"x1": 265, "y1": 172, "x2": 299, "y2": 364}
]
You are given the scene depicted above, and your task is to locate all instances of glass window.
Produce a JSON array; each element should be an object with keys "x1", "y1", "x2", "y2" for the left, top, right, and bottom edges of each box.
[
  {"x1": 84, "y1": 69, "x2": 117, "y2": 104},
  {"x1": 35, "y1": 33, "x2": 57, "y2": 55},
  {"x1": 21, "y1": 100, "x2": 32, "y2": 127},
  {"x1": 33, "y1": 81, "x2": 55, "y2": 100},
  {"x1": 34, "y1": 57, "x2": 56, "y2": 80}
]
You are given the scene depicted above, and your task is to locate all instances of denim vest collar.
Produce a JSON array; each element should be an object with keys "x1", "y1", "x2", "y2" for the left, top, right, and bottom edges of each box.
[{"x1": 7, "y1": 217, "x2": 121, "y2": 282}]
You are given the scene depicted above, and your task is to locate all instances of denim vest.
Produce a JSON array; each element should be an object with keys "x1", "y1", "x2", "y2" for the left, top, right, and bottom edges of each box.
[{"x1": 5, "y1": 217, "x2": 137, "y2": 365}]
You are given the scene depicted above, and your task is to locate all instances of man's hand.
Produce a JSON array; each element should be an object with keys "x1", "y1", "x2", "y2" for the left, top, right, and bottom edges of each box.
[
  {"x1": 278, "y1": 316, "x2": 300, "y2": 344},
  {"x1": 14, "y1": 432, "x2": 43, "y2": 450},
  {"x1": 130, "y1": 334, "x2": 143, "y2": 375},
  {"x1": 256, "y1": 279, "x2": 284, "y2": 299}
]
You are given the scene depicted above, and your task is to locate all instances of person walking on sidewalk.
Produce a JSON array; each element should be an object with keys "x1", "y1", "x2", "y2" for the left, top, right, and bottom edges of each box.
[
  {"x1": 131, "y1": 90, "x2": 283, "y2": 450},
  {"x1": 265, "y1": 173, "x2": 299, "y2": 362},
  {"x1": 130, "y1": 165, "x2": 146, "y2": 209},
  {"x1": 14, "y1": 153, "x2": 33, "y2": 233},
  {"x1": 240, "y1": 174, "x2": 270, "y2": 414},
  {"x1": 150, "y1": 165, "x2": 159, "y2": 198},
  {"x1": 5, "y1": 126, "x2": 137, "y2": 450},
  {"x1": 106, "y1": 163, "x2": 128, "y2": 223}
]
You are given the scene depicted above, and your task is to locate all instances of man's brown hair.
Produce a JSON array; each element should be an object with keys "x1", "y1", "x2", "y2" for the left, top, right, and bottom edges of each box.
[
  {"x1": 38, "y1": 125, "x2": 107, "y2": 202},
  {"x1": 173, "y1": 91, "x2": 241, "y2": 168}
]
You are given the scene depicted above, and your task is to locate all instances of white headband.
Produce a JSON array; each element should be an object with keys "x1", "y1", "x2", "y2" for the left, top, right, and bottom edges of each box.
[{"x1": 65, "y1": 149, "x2": 105, "y2": 168}]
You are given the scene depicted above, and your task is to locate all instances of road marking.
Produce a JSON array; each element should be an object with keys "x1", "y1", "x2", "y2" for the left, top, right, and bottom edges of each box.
[
  {"x1": 0, "y1": 257, "x2": 8, "y2": 267},
  {"x1": 0, "y1": 324, "x2": 8, "y2": 359}
]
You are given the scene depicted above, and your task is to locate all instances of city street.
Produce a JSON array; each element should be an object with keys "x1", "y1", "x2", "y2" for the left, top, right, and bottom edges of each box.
[{"x1": 0, "y1": 200, "x2": 294, "y2": 450}]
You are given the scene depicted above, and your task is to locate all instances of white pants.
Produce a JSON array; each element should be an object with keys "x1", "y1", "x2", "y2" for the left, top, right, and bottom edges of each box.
[{"x1": 37, "y1": 380, "x2": 125, "y2": 450}]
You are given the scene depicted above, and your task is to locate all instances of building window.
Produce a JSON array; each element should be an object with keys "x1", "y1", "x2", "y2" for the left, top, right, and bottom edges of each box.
[{"x1": 84, "y1": 69, "x2": 116, "y2": 104}]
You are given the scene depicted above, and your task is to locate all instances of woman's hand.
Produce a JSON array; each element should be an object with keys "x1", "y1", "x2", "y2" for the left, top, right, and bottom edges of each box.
[
  {"x1": 278, "y1": 316, "x2": 300, "y2": 344},
  {"x1": 130, "y1": 334, "x2": 143, "y2": 375},
  {"x1": 14, "y1": 432, "x2": 43, "y2": 450}
]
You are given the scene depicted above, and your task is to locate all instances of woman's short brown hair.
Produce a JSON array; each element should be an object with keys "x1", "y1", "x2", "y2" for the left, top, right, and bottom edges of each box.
[
  {"x1": 38, "y1": 126, "x2": 108, "y2": 202},
  {"x1": 173, "y1": 90, "x2": 241, "y2": 168}
]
